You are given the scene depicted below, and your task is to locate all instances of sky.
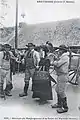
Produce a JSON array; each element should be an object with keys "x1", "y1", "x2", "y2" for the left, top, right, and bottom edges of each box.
[{"x1": 0, "y1": 0, "x2": 80, "y2": 27}]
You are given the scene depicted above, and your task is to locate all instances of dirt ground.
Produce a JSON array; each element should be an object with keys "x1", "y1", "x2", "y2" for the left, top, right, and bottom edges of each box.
[{"x1": 0, "y1": 73, "x2": 80, "y2": 120}]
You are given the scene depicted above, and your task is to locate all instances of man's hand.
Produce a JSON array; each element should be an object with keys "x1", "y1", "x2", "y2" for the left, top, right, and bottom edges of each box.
[
  {"x1": 21, "y1": 58, "x2": 25, "y2": 64},
  {"x1": 36, "y1": 65, "x2": 39, "y2": 69}
]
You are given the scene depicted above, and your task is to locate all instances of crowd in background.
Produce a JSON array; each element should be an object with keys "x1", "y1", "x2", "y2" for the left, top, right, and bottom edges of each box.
[
  {"x1": 9, "y1": 41, "x2": 58, "y2": 74},
  {"x1": 9, "y1": 43, "x2": 80, "y2": 75}
]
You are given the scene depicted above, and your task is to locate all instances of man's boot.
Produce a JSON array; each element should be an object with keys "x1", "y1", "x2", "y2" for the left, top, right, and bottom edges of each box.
[
  {"x1": 19, "y1": 82, "x2": 29, "y2": 97},
  {"x1": 4, "y1": 83, "x2": 13, "y2": 96},
  {"x1": 8, "y1": 83, "x2": 13, "y2": 90},
  {"x1": 0, "y1": 83, "x2": 5, "y2": 98},
  {"x1": 57, "y1": 97, "x2": 68, "y2": 113},
  {"x1": 51, "y1": 94, "x2": 62, "y2": 108}
]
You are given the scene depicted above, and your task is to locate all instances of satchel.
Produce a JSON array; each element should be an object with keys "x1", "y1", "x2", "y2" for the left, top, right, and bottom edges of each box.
[{"x1": 33, "y1": 66, "x2": 50, "y2": 81}]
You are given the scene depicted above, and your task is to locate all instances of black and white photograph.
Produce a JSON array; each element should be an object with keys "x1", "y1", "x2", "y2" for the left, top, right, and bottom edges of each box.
[{"x1": 0, "y1": 0, "x2": 80, "y2": 120}]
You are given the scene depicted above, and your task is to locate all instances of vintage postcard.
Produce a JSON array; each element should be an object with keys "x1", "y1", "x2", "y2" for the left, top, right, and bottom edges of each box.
[{"x1": 0, "y1": 0, "x2": 80, "y2": 120}]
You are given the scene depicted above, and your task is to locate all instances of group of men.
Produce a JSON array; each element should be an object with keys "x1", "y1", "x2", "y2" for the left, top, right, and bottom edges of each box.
[{"x1": 0, "y1": 42, "x2": 69, "y2": 114}]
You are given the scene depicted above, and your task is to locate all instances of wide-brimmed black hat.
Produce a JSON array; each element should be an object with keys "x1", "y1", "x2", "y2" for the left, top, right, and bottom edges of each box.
[
  {"x1": 3, "y1": 44, "x2": 11, "y2": 49},
  {"x1": 26, "y1": 43, "x2": 35, "y2": 48},
  {"x1": 58, "y1": 44, "x2": 68, "y2": 51}
]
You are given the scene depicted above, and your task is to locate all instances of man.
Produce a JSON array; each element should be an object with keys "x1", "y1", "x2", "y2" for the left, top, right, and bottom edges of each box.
[
  {"x1": 1, "y1": 44, "x2": 15, "y2": 97},
  {"x1": 51, "y1": 45, "x2": 69, "y2": 113},
  {"x1": 46, "y1": 41, "x2": 54, "y2": 53},
  {"x1": 0, "y1": 44, "x2": 5, "y2": 98},
  {"x1": 19, "y1": 43, "x2": 40, "y2": 97}
]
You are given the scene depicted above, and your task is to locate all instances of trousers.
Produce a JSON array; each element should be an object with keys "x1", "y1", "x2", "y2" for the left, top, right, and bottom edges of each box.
[
  {"x1": 24, "y1": 68, "x2": 35, "y2": 82},
  {"x1": 0, "y1": 68, "x2": 11, "y2": 86},
  {"x1": 55, "y1": 74, "x2": 69, "y2": 98}
]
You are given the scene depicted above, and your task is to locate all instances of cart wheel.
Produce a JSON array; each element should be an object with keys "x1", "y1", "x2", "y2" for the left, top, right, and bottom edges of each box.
[{"x1": 69, "y1": 70, "x2": 79, "y2": 85}]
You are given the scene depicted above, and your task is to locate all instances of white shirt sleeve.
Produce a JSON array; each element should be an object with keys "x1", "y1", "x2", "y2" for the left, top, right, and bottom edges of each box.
[{"x1": 33, "y1": 51, "x2": 40, "y2": 66}]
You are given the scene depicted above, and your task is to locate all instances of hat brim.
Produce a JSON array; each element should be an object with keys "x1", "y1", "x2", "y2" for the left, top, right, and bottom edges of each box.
[
  {"x1": 26, "y1": 45, "x2": 35, "y2": 47},
  {"x1": 26, "y1": 45, "x2": 29, "y2": 47},
  {"x1": 58, "y1": 47, "x2": 68, "y2": 51},
  {"x1": 4, "y1": 46, "x2": 11, "y2": 48}
]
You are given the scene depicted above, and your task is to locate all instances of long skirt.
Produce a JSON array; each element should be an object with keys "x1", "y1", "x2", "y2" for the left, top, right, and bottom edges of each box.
[{"x1": 32, "y1": 79, "x2": 53, "y2": 100}]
